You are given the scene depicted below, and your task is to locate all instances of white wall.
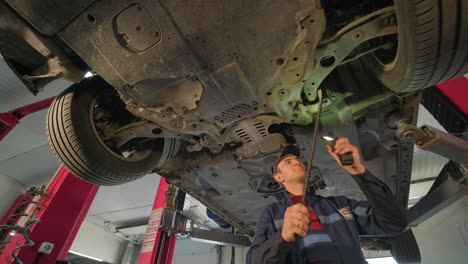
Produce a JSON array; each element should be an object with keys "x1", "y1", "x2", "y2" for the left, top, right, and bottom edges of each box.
[
  {"x1": 173, "y1": 252, "x2": 218, "y2": 264},
  {"x1": 70, "y1": 220, "x2": 128, "y2": 263},
  {"x1": 0, "y1": 172, "x2": 25, "y2": 219},
  {"x1": 221, "y1": 246, "x2": 248, "y2": 264},
  {"x1": 172, "y1": 239, "x2": 218, "y2": 264},
  {"x1": 172, "y1": 241, "x2": 249, "y2": 264},
  {"x1": 413, "y1": 195, "x2": 468, "y2": 264}
]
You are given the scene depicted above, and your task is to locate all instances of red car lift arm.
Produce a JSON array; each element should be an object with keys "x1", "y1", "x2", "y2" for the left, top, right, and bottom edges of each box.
[{"x1": 0, "y1": 97, "x2": 55, "y2": 141}]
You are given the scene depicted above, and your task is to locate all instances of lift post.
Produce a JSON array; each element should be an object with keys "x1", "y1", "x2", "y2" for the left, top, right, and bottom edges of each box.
[
  {"x1": 0, "y1": 166, "x2": 98, "y2": 263},
  {"x1": 137, "y1": 178, "x2": 252, "y2": 264},
  {"x1": 137, "y1": 179, "x2": 178, "y2": 264}
]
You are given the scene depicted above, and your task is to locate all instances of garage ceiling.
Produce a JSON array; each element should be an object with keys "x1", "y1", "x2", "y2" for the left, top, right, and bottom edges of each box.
[{"x1": 0, "y1": 61, "x2": 69, "y2": 186}]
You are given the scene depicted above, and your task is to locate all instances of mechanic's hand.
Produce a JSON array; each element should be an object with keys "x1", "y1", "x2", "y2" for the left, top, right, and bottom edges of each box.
[
  {"x1": 281, "y1": 203, "x2": 310, "y2": 242},
  {"x1": 327, "y1": 137, "x2": 366, "y2": 175}
]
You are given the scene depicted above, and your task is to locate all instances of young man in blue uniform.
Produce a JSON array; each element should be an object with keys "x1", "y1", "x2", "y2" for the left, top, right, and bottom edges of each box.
[{"x1": 247, "y1": 138, "x2": 407, "y2": 263}]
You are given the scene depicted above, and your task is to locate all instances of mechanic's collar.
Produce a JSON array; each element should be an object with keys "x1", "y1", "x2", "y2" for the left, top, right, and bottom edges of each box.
[{"x1": 285, "y1": 191, "x2": 317, "y2": 208}]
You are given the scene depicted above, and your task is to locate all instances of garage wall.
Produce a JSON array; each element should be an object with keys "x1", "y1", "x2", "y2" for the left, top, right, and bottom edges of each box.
[
  {"x1": 172, "y1": 239, "x2": 218, "y2": 264},
  {"x1": 173, "y1": 253, "x2": 218, "y2": 264},
  {"x1": 172, "y1": 242, "x2": 249, "y2": 264},
  {"x1": 70, "y1": 220, "x2": 128, "y2": 263},
  {"x1": 0, "y1": 172, "x2": 25, "y2": 219},
  {"x1": 413, "y1": 195, "x2": 468, "y2": 264},
  {"x1": 221, "y1": 246, "x2": 248, "y2": 264}
]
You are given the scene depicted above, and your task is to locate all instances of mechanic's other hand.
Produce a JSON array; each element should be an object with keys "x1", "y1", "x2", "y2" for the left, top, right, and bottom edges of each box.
[
  {"x1": 327, "y1": 137, "x2": 366, "y2": 175},
  {"x1": 281, "y1": 203, "x2": 310, "y2": 242}
]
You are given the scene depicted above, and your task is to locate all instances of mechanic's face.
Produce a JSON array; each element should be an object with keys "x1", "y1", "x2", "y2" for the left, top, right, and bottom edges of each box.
[{"x1": 274, "y1": 154, "x2": 306, "y2": 186}]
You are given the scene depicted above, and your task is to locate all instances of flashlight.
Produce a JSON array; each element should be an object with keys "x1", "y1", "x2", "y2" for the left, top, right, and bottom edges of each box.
[{"x1": 322, "y1": 136, "x2": 354, "y2": 166}]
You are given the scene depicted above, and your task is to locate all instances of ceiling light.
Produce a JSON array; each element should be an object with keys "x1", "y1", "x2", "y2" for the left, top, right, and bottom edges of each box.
[{"x1": 69, "y1": 251, "x2": 103, "y2": 262}]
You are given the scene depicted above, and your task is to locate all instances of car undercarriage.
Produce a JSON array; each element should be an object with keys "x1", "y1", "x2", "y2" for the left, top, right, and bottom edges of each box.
[{"x1": 1, "y1": 0, "x2": 467, "y2": 261}]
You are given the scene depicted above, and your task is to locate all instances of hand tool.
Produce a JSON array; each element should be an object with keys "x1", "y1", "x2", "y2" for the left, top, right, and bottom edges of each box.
[{"x1": 301, "y1": 89, "x2": 324, "y2": 204}]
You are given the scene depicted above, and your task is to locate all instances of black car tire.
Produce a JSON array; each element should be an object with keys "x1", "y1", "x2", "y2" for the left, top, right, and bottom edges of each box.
[
  {"x1": 363, "y1": 0, "x2": 468, "y2": 93},
  {"x1": 390, "y1": 229, "x2": 421, "y2": 264},
  {"x1": 46, "y1": 76, "x2": 179, "y2": 185}
]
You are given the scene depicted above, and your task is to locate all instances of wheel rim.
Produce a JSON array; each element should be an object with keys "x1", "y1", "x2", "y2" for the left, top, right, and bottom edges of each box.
[
  {"x1": 89, "y1": 95, "x2": 153, "y2": 162},
  {"x1": 371, "y1": 33, "x2": 399, "y2": 71}
]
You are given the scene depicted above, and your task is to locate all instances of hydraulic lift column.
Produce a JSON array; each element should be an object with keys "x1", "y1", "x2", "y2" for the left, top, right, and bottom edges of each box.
[
  {"x1": 137, "y1": 179, "x2": 179, "y2": 264},
  {"x1": 0, "y1": 166, "x2": 99, "y2": 263},
  {"x1": 137, "y1": 178, "x2": 252, "y2": 264}
]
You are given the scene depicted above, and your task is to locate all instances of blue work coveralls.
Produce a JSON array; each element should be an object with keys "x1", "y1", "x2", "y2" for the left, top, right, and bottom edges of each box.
[{"x1": 246, "y1": 170, "x2": 408, "y2": 264}]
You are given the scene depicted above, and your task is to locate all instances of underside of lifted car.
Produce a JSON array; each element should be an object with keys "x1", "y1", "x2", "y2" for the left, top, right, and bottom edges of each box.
[{"x1": 1, "y1": 0, "x2": 467, "y2": 261}]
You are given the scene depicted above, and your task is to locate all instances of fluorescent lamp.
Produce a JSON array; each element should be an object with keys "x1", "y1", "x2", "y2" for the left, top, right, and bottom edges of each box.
[
  {"x1": 366, "y1": 257, "x2": 397, "y2": 264},
  {"x1": 69, "y1": 251, "x2": 103, "y2": 262},
  {"x1": 117, "y1": 224, "x2": 148, "y2": 235},
  {"x1": 84, "y1": 71, "x2": 93, "y2": 78}
]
